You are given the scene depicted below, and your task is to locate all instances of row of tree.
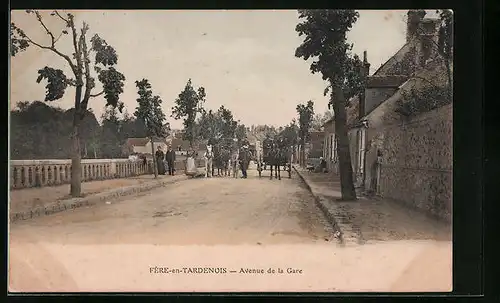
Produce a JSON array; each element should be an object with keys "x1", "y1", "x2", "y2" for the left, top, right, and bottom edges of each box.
[
  {"x1": 10, "y1": 10, "x2": 254, "y2": 193},
  {"x1": 10, "y1": 100, "x2": 152, "y2": 160},
  {"x1": 10, "y1": 10, "x2": 251, "y2": 196}
]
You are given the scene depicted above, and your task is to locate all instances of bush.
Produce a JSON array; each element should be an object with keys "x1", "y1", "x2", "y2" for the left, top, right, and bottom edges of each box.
[{"x1": 395, "y1": 85, "x2": 451, "y2": 117}]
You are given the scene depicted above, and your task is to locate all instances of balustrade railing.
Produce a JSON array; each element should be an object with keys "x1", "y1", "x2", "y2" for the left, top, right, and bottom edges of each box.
[{"x1": 10, "y1": 158, "x2": 205, "y2": 190}]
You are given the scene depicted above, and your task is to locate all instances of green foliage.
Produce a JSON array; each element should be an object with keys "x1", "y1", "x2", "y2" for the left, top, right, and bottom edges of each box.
[
  {"x1": 98, "y1": 67, "x2": 126, "y2": 110},
  {"x1": 120, "y1": 110, "x2": 148, "y2": 141},
  {"x1": 99, "y1": 106, "x2": 122, "y2": 158},
  {"x1": 36, "y1": 67, "x2": 70, "y2": 101},
  {"x1": 134, "y1": 79, "x2": 167, "y2": 139},
  {"x1": 10, "y1": 23, "x2": 29, "y2": 56},
  {"x1": 295, "y1": 10, "x2": 358, "y2": 80},
  {"x1": 437, "y1": 10, "x2": 453, "y2": 60},
  {"x1": 278, "y1": 122, "x2": 299, "y2": 148},
  {"x1": 235, "y1": 123, "x2": 247, "y2": 143},
  {"x1": 295, "y1": 10, "x2": 365, "y2": 109},
  {"x1": 10, "y1": 10, "x2": 126, "y2": 118},
  {"x1": 197, "y1": 109, "x2": 223, "y2": 142},
  {"x1": 10, "y1": 102, "x2": 99, "y2": 159},
  {"x1": 195, "y1": 105, "x2": 239, "y2": 149},
  {"x1": 171, "y1": 79, "x2": 206, "y2": 145},
  {"x1": 395, "y1": 84, "x2": 451, "y2": 117},
  {"x1": 311, "y1": 111, "x2": 333, "y2": 131},
  {"x1": 217, "y1": 105, "x2": 238, "y2": 140},
  {"x1": 296, "y1": 100, "x2": 315, "y2": 144},
  {"x1": 90, "y1": 34, "x2": 118, "y2": 66}
]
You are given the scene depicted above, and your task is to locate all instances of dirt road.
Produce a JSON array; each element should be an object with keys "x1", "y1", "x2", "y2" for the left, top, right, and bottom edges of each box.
[{"x1": 9, "y1": 170, "x2": 452, "y2": 292}]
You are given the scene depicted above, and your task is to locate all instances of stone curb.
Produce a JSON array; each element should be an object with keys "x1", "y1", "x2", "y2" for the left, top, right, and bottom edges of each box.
[
  {"x1": 292, "y1": 166, "x2": 360, "y2": 247},
  {"x1": 9, "y1": 175, "x2": 191, "y2": 224}
]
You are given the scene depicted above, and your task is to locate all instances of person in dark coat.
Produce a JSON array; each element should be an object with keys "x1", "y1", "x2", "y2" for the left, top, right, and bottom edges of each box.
[
  {"x1": 155, "y1": 146, "x2": 166, "y2": 175},
  {"x1": 239, "y1": 145, "x2": 249, "y2": 178},
  {"x1": 165, "y1": 145, "x2": 176, "y2": 175}
]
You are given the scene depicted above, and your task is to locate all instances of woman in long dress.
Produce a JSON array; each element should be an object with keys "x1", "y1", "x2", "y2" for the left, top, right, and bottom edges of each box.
[
  {"x1": 185, "y1": 149, "x2": 198, "y2": 176},
  {"x1": 155, "y1": 146, "x2": 165, "y2": 175}
]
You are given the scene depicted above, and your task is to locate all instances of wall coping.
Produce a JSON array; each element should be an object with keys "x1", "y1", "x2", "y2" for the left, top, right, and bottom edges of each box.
[{"x1": 11, "y1": 159, "x2": 139, "y2": 166}]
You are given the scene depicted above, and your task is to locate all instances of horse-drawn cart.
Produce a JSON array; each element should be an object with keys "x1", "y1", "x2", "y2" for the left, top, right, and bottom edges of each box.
[{"x1": 259, "y1": 137, "x2": 291, "y2": 179}]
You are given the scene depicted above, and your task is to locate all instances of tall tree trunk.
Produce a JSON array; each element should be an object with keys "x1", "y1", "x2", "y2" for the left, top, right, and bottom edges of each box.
[
  {"x1": 93, "y1": 147, "x2": 97, "y2": 159},
  {"x1": 70, "y1": 124, "x2": 82, "y2": 197},
  {"x1": 301, "y1": 139, "x2": 306, "y2": 167},
  {"x1": 332, "y1": 84, "x2": 357, "y2": 201},
  {"x1": 150, "y1": 137, "x2": 158, "y2": 178},
  {"x1": 70, "y1": 83, "x2": 83, "y2": 197}
]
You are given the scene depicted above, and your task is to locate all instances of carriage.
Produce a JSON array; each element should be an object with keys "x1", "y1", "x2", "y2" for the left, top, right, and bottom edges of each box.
[{"x1": 258, "y1": 136, "x2": 291, "y2": 179}]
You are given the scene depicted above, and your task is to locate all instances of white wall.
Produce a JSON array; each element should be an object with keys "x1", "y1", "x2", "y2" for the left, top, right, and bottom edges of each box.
[{"x1": 132, "y1": 141, "x2": 167, "y2": 154}]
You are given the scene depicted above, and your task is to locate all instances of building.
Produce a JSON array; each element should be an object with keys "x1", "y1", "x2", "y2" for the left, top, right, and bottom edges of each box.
[
  {"x1": 322, "y1": 118, "x2": 337, "y2": 173},
  {"x1": 307, "y1": 131, "x2": 324, "y2": 159},
  {"x1": 122, "y1": 137, "x2": 168, "y2": 157},
  {"x1": 323, "y1": 10, "x2": 452, "y2": 221}
]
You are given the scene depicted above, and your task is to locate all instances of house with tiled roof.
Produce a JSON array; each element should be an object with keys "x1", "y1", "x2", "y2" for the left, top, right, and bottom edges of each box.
[
  {"x1": 122, "y1": 137, "x2": 168, "y2": 157},
  {"x1": 323, "y1": 10, "x2": 452, "y2": 221},
  {"x1": 324, "y1": 10, "x2": 441, "y2": 175}
]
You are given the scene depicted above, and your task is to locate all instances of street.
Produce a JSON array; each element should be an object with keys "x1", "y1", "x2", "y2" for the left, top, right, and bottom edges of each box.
[{"x1": 9, "y1": 169, "x2": 451, "y2": 292}]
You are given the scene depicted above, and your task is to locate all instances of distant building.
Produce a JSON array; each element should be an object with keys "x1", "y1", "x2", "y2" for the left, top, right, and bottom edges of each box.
[
  {"x1": 122, "y1": 137, "x2": 168, "y2": 156},
  {"x1": 307, "y1": 131, "x2": 324, "y2": 159}
]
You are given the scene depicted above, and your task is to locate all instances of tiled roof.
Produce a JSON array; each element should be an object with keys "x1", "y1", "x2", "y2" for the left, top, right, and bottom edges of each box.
[
  {"x1": 346, "y1": 99, "x2": 360, "y2": 127},
  {"x1": 367, "y1": 75, "x2": 409, "y2": 88}
]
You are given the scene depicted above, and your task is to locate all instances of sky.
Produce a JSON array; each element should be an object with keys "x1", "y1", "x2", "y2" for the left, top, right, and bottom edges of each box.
[{"x1": 10, "y1": 10, "x2": 419, "y2": 129}]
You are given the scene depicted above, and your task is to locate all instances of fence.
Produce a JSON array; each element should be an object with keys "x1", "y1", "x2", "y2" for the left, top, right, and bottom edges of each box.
[{"x1": 10, "y1": 158, "x2": 205, "y2": 190}]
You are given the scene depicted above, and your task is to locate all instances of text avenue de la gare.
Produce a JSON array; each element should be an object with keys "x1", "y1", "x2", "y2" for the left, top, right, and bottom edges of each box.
[{"x1": 149, "y1": 267, "x2": 303, "y2": 274}]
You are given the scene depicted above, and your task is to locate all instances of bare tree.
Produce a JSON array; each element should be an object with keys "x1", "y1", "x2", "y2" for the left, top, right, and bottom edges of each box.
[{"x1": 11, "y1": 10, "x2": 126, "y2": 197}]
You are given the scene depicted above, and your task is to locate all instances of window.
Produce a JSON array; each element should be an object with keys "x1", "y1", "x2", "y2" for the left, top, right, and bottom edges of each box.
[
  {"x1": 331, "y1": 134, "x2": 336, "y2": 161},
  {"x1": 358, "y1": 129, "x2": 366, "y2": 174}
]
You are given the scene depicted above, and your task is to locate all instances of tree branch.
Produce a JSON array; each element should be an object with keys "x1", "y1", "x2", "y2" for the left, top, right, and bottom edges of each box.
[
  {"x1": 54, "y1": 11, "x2": 69, "y2": 23},
  {"x1": 34, "y1": 11, "x2": 55, "y2": 46},
  {"x1": 21, "y1": 30, "x2": 77, "y2": 76},
  {"x1": 68, "y1": 14, "x2": 83, "y2": 82},
  {"x1": 80, "y1": 24, "x2": 94, "y2": 112},
  {"x1": 90, "y1": 91, "x2": 104, "y2": 98},
  {"x1": 54, "y1": 32, "x2": 64, "y2": 44}
]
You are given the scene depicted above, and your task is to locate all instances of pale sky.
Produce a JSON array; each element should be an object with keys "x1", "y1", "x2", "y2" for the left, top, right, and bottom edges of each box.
[{"x1": 10, "y1": 10, "x2": 416, "y2": 129}]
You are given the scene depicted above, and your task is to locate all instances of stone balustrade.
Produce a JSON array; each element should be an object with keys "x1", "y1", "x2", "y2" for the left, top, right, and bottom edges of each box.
[{"x1": 10, "y1": 158, "x2": 205, "y2": 190}]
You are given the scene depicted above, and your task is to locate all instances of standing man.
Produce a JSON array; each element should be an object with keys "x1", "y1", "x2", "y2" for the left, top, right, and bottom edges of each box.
[
  {"x1": 165, "y1": 145, "x2": 176, "y2": 175},
  {"x1": 239, "y1": 143, "x2": 249, "y2": 179},
  {"x1": 231, "y1": 149, "x2": 239, "y2": 178}
]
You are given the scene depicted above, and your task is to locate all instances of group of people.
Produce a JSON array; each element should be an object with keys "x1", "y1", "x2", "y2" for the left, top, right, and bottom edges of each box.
[
  {"x1": 155, "y1": 145, "x2": 177, "y2": 176},
  {"x1": 204, "y1": 142, "x2": 253, "y2": 179}
]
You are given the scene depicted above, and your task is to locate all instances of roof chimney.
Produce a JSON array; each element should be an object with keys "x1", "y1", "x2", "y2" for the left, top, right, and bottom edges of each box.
[
  {"x1": 418, "y1": 18, "x2": 440, "y2": 66},
  {"x1": 406, "y1": 10, "x2": 426, "y2": 43},
  {"x1": 359, "y1": 50, "x2": 370, "y2": 118},
  {"x1": 362, "y1": 50, "x2": 370, "y2": 76}
]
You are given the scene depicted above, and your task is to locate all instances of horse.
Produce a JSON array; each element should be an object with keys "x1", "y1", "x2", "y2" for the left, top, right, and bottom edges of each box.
[
  {"x1": 275, "y1": 138, "x2": 292, "y2": 179},
  {"x1": 216, "y1": 147, "x2": 231, "y2": 177},
  {"x1": 204, "y1": 145, "x2": 214, "y2": 178},
  {"x1": 268, "y1": 142, "x2": 283, "y2": 180},
  {"x1": 261, "y1": 138, "x2": 282, "y2": 180}
]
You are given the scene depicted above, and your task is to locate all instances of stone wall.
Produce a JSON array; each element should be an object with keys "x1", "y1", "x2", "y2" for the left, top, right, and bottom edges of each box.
[
  {"x1": 378, "y1": 104, "x2": 452, "y2": 221},
  {"x1": 10, "y1": 158, "x2": 205, "y2": 190}
]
